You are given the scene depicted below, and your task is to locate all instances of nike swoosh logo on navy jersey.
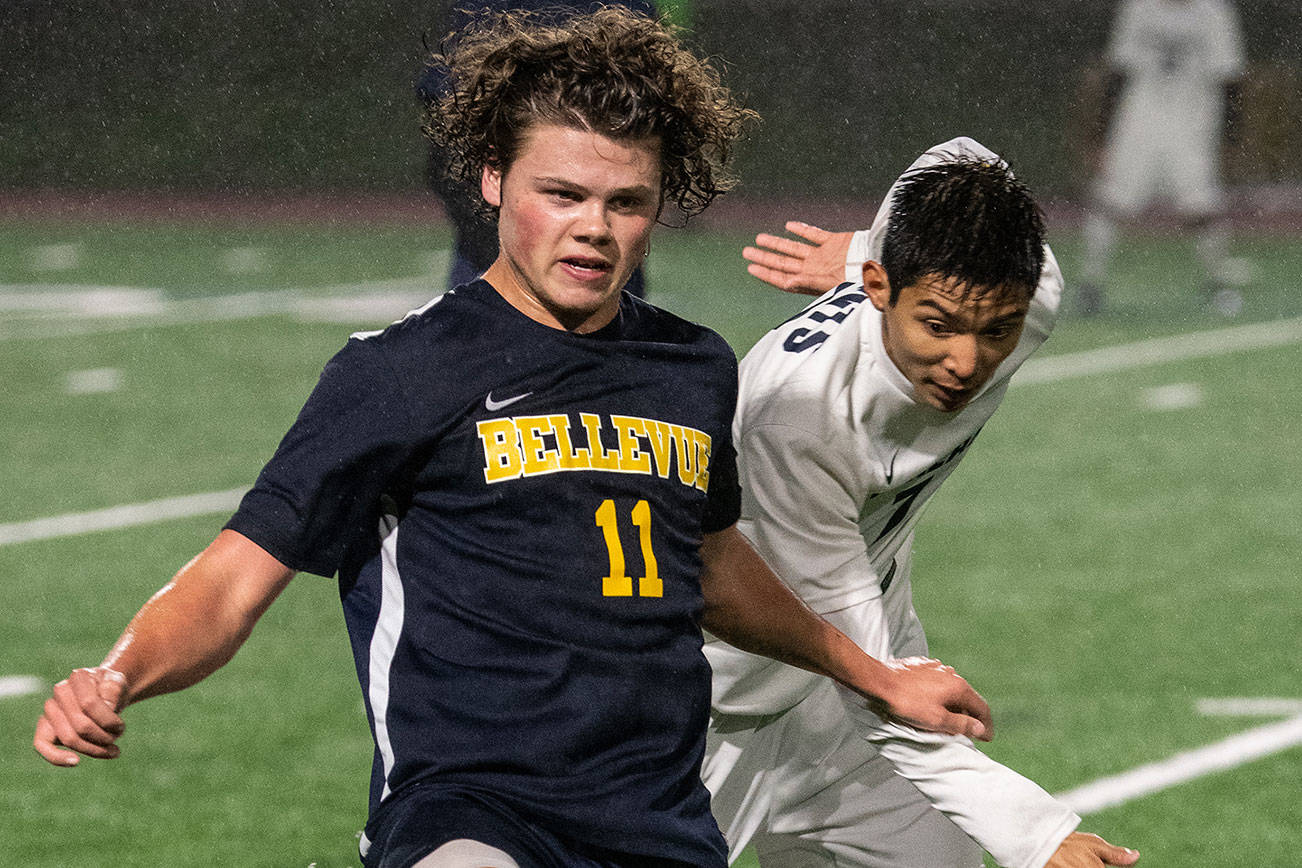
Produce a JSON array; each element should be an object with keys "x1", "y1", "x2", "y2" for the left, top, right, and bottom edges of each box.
[{"x1": 485, "y1": 390, "x2": 532, "y2": 411}]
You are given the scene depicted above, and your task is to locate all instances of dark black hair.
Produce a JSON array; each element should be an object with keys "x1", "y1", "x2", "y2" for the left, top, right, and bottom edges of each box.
[{"x1": 880, "y1": 157, "x2": 1045, "y2": 303}]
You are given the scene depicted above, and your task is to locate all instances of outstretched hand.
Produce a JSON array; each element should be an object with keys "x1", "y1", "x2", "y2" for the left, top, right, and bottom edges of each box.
[
  {"x1": 1046, "y1": 832, "x2": 1140, "y2": 867},
  {"x1": 742, "y1": 221, "x2": 856, "y2": 296},
  {"x1": 34, "y1": 666, "x2": 127, "y2": 767},
  {"x1": 869, "y1": 656, "x2": 994, "y2": 742}
]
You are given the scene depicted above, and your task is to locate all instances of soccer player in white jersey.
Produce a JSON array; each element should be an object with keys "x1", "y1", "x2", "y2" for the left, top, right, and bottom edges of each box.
[
  {"x1": 703, "y1": 139, "x2": 1140, "y2": 868},
  {"x1": 1079, "y1": 0, "x2": 1245, "y2": 316}
]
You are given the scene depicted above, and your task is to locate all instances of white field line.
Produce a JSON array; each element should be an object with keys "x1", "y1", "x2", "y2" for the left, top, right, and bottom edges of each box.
[
  {"x1": 0, "y1": 488, "x2": 246, "y2": 546},
  {"x1": 1054, "y1": 700, "x2": 1302, "y2": 815},
  {"x1": 1197, "y1": 697, "x2": 1302, "y2": 717},
  {"x1": 1021, "y1": 325, "x2": 1302, "y2": 816},
  {"x1": 1016, "y1": 314, "x2": 1302, "y2": 386},
  {"x1": 0, "y1": 675, "x2": 44, "y2": 700},
  {"x1": 0, "y1": 285, "x2": 165, "y2": 313},
  {"x1": 0, "y1": 280, "x2": 440, "y2": 340}
]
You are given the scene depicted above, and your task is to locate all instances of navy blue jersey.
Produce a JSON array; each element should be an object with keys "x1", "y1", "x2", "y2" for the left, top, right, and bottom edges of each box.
[{"x1": 226, "y1": 280, "x2": 738, "y2": 865}]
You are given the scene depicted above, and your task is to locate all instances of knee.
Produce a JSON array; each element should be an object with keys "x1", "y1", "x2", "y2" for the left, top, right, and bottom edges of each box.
[{"x1": 411, "y1": 839, "x2": 521, "y2": 868}]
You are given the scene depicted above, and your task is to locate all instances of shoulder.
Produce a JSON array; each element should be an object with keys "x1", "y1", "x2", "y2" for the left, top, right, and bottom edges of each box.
[
  {"x1": 740, "y1": 284, "x2": 871, "y2": 382},
  {"x1": 1113, "y1": 0, "x2": 1150, "y2": 31},
  {"x1": 330, "y1": 281, "x2": 519, "y2": 416},
  {"x1": 738, "y1": 325, "x2": 867, "y2": 440},
  {"x1": 749, "y1": 284, "x2": 872, "y2": 355},
  {"x1": 621, "y1": 293, "x2": 737, "y2": 365},
  {"x1": 352, "y1": 282, "x2": 486, "y2": 342},
  {"x1": 1202, "y1": 0, "x2": 1241, "y2": 26},
  {"x1": 348, "y1": 281, "x2": 508, "y2": 367}
]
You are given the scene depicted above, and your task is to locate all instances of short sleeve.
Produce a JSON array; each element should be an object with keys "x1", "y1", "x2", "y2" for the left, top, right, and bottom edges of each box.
[
  {"x1": 701, "y1": 436, "x2": 741, "y2": 533},
  {"x1": 1107, "y1": 0, "x2": 1145, "y2": 72},
  {"x1": 1206, "y1": 0, "x2": 1245, "y2": 80},
  {"x1": 700, "y1": 347, "x2": 742, "y2": 534},
  {"x1": 225, "y1": 337, "x2": 417, "y2": 577}
]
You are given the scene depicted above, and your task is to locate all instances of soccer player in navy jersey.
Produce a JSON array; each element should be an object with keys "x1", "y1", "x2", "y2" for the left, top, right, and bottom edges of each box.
[{"x1": 35, "y1": 9, "x2": 992, "y2": 867}]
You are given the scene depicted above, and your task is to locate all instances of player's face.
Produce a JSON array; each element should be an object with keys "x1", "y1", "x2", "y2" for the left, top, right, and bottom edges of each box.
[
  {"x1": 864, "y1": 263, "x2": 1030, "y2": 413},
  {"x1": 482, "y1": 123, "x2": 662, "y2": 333}
]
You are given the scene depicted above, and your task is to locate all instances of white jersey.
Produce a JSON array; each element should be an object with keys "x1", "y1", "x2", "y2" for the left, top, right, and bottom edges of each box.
[
  {"x1": 705, "y1": 139, "x2": 1078, "y2": 868},
  {"x1": 1096, "y1": 0, "x2": 1244, "y2": 214}
]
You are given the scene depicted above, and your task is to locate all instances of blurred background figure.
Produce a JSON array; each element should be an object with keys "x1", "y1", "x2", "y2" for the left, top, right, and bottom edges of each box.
[
  {"x1": 418, "y1": 0, "x2": 660, "y2": 295},
  {"x1": 1078, "y1": 0, "x2": 1245, "y2": 317}
]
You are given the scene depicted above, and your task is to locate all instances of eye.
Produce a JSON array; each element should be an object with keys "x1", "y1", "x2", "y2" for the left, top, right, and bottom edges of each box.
[
  {"x1": 924, "y1": 320, "x2": 953, "y2": 337},
  {"x1": 610, "y1": 195, "x2": 650, "y2": 213}
]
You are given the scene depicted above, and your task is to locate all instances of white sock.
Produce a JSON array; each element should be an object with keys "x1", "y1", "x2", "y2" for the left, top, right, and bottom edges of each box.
[
  {"x1": 1195, "y1": 220, "x2": 1231, "y2": 282},
  {"x1": 1082, "y1": 211, "x2": 1118, "y2": 284}
]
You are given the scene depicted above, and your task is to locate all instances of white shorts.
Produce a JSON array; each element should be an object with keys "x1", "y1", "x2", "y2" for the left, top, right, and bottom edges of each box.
[
  {"x1": 704, "y1": 580, "x2": 981, "y2": 868},
  {"x1": 706, "y1": 680, "x2": 980, "y2": 868},
  {"x1": 1095, "y1": 124, "x2": 1224, "y2": 217}
]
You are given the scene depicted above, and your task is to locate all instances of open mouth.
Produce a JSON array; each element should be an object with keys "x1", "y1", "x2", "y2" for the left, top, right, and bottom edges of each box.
[
  {"x1": 560, "y1": 256, "x2": 613, "y2": 277},
  {"x1": 929, "y1": 382, "x2": 971, "y2": 410}
]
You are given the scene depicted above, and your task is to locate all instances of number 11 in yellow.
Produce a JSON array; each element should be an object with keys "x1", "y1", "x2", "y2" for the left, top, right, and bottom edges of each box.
[{"x1": 595, "y1": 499, "x2": 662, "y2": 597}]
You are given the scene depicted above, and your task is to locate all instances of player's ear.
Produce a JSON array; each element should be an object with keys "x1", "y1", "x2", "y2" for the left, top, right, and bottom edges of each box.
[
  {"x1": 481, "y1": 162, "x2": 503, "y2": 208},
  {"x1": 862, "y1": 261, "x2": 891, "y2": 312}
]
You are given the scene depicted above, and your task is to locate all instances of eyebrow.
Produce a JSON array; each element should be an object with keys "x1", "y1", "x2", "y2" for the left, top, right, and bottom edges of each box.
[
  {"x1": 537, "y1": 175, "x2": 581, "y2": 188},
  {"x1": 535, "y1": 176, "x2": 657, "y2": 200},
  {"x1": 913, "y1": 298, "x2": 1028, "y2": 324},
  {"x1": 913, "y1": 299, "x2": 960, "y2": 317}
]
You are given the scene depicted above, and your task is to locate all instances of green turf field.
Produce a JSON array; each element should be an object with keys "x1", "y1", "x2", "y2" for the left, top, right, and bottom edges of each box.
[{"x1": 2, "y1": 217, "x2": 1299, "y2": 867}]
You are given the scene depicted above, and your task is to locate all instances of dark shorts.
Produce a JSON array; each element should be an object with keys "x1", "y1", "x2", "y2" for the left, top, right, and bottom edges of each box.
[{"x1": 361, "y1": 784, "x2": 695, "y2": 868}]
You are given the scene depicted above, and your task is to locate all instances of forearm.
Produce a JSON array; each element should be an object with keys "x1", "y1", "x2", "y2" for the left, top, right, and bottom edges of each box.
[
  {"x1": 104, "y1": 582, "x2": 253, "y2": 706},
  {"x1": 867, "y1": 731, "x2": 1079, "y2": 868},
  {"x1": 103, "y1": 530, "x2": 294, "y2": 705},
  {"x1": 700, "y1": 526, "x2": 894, "y2": 699}
]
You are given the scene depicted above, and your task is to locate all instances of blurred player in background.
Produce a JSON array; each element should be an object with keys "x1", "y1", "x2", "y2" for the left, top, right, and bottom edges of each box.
[
  {"x1": 418, "y1": 0, "x2": 656, "y2": 295},
  {"x1": 1078, "y1": 0, "x2": 1245, "y2": 316},
  {"x1": 703, "y1": 139, "x2": 1140, "y2": 868},
  {"x1": 35, "y1": 10, "x2": 996, "y2": 868}
]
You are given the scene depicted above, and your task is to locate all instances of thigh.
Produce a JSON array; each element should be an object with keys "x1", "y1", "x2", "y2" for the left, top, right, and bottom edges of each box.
[
  {"x1": 1096, "y1": 140, "x2": 1154, "y2": 216},
  {"x1": 705, "y1": 717, "x2": 784, "y2": 860},
  {"x1": 1168, "y1": 145, "x2": 1224, "y2": 216},
  {"x1": 763, "y1": 755, "x2": 983, "y2": 868},
  {"x1": 753, "y1": 831, "x2": 837, "y2": 867}
]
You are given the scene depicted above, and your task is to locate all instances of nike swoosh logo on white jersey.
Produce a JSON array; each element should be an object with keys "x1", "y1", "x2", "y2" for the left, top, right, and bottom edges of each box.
[{"x1": 485, "y1": 390, "x2": 533, "y2": 411}]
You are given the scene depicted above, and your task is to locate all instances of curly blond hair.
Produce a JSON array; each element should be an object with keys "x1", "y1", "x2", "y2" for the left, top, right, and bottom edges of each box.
[{"x1": 421, "y1": 6, "x2": 757, "y2": 218}]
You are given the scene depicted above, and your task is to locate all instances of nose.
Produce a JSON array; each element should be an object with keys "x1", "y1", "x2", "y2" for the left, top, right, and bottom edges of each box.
[
  {"x1": 572, "y1": 201, "x2": 613, "y2": 245},
  {"x1": 943, "y1": 335, "x2": 979, "y2": 382}
]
